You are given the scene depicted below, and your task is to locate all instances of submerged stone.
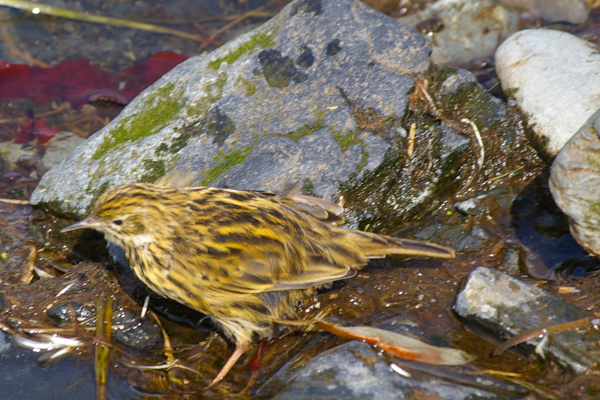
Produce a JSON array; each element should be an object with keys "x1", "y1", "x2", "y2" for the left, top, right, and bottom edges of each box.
[
  {"x1": 265, "y1": 340, "x2": 529, "y2": 399},
  {"x1": 454, "y1": 267, "x2": 600, "y2": 372}
]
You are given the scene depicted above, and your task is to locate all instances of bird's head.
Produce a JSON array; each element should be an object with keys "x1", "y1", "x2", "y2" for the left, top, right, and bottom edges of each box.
[{"x1": 61, "y1": 183, "x2": 173, "y2": 249}]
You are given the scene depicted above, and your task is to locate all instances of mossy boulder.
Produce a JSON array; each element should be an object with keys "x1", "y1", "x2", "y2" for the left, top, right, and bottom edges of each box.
[{"x1": 30, "y1": 0, "x2": 522, "y2": 235}]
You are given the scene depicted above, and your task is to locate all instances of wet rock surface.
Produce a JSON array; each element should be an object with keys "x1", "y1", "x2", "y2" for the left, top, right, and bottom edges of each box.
[
  {"x1": 46, "y1": 301, "x2": 162, "y2": 350},
  {"x1": 265, "y1": 341, "x2": 529, "y2": 400},
  {"x1": 550, "y1": 108, "x2": 600, "y2": 257},
  {"x1": 47, "y1": 301, "x2": 97, "y2": 327},
  {"x1": 454, "y1": 267, "x2": 600, "y2": 373},
  {"x1": 398, "y1": 0, "x2": 519, "y2": 65}
]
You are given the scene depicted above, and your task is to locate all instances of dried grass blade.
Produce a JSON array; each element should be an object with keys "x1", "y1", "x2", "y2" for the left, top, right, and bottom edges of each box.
[
  {"x1": 0, "y1": 0, "x2": 221, "y2": 45},
  {"x1": 94, "y1": 296, "x2": 113, "y2": 400}
]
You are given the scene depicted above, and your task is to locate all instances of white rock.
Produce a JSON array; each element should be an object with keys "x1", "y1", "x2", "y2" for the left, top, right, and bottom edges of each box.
[
  {"x1": 0, "y1": 141, "x2": 39, "y2": 169},
  {"x1": 550, "y1": 108, "x2": 600, "y2": 256},
  {"x1": 496, "y1": 29, "x2": 600, "y2": 160},
  {"x1": 398, "y1": 0, "x2": 519, "y2": 65},
  {"x1": 41, "y1": 131, "x2": 86, "y2": 169},
  {"x1": 498, "y1": 0, "x2": 589, "y2": 24}
]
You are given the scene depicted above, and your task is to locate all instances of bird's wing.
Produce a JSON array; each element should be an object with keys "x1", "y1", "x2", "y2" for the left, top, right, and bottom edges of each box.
[
  {"x1": 233, "y1": 190, "x2": 344, "y2": 224},
  {"x1": 283, "y1": 194, "x2": 344, "y2": 224},
  {"x1": 180, "y1": 189, "x2": 360, "y2": 294},
  {"x1": 176, "y1": 228, "x2": 359, "y2": 294},
  {"x1": 185, "y1": 240, "x2": 359, "y2": 294},
  {"x1": 268, "y1": 267, "x2": 357, "y2": 291}
]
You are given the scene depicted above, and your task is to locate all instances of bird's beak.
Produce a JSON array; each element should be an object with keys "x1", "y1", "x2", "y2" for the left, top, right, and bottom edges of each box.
[{"x1": 61, "y1": 216, "x2": 103, "y2": 233}]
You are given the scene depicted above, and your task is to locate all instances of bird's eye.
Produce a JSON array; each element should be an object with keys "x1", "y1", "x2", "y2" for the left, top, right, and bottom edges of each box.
[{"x1": 113, "y1": 219, "x2": 123, "y2": 226}]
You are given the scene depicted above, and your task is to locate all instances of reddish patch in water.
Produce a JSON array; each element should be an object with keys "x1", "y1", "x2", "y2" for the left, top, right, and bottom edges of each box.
[
  {"x1": 15, "y1": 114, "x2": 58, "y2": 144},
  {"x1": 0, "y1": 52, "x2": 188, "y2": 108}
]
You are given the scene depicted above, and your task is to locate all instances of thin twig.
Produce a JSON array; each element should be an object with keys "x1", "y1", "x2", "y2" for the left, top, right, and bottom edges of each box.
[
  {"x1": 494, "y1": 315, "x2": 599, "y2": 356},
  {"x1": 0, "y1": 198, "x2": 29, "y2": 205},
  {"x1": 458, "y1": 118, "x2": 485, "y2": 190},
  {"x1": 122, "y1": 359, "x2": 203, "y2": 376},
  {"x1": 415, "y1": 77, "x2": 436, "y2": 112},
  {"x1": 95, "y1": 296, "x2": 113, "y2": 400},
  {"x1": 461, "y1": 118, "x2": 484, "y2": 170},
  {"x1": 483, "y1": 166, "x2": 524, "y2": 184},
  {"x1": 9, "y1": 47, "x2": 49, "y2": 67},
  {"x1": 149, "y1": 311, "x2": 175, "y2": 364},
  {"x1": 197, "y1": 6, "x2": 269, "y2": 52},
  {"x1": 407, "y1": 122, "x2": 416, "y2": 159},
  {"x1": 194, "y1": 10, "x2": 275, "y2": 24},
  {"x1": 0, "y1": 102, "x2": 71, "y2": 125},
  {"x1": 140, "y1": 295, "x2": 150, "y2": 319}
]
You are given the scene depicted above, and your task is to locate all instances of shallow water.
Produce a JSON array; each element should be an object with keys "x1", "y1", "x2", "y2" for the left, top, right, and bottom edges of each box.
[{"x1": 1, "y1": 1, "x2": 600, "y2": 399}]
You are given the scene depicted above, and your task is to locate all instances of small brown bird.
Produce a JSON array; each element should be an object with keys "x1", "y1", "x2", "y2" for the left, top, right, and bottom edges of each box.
[{"x1": 62, "y1": 183, "x2": 454, "y2": 386}]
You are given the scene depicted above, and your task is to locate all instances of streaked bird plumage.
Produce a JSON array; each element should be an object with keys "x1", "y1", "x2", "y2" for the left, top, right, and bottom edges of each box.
[{"x1": 62, "y1": 183, "x2": 454, "y2": 385}]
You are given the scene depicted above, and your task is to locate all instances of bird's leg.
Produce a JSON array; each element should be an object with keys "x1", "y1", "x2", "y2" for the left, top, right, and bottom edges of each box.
[
  {"x1": 208, "y1": 343, "x2": 248, "y2": 387},
  {"x1": 249, "y1": 337, "x2": 278, "y2": 372},
  {"x1": 249, "y1": 340, "x2": 266, "y2": 372}
]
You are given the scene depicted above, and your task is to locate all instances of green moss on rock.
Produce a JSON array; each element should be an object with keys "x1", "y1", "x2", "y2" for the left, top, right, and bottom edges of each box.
[
  {"x1": 156, "y1": 130, "x2": 193, "y2": 156},
  {"x1": 203, "y1": 72, "x2": 228, "y2": 103},
  {"x1": 92, "y1": 83, "x2": 183, "y2": 160},
  {"x1": 96, "y1": 181, "x2": 111, "y2": 199},
  {"x1": 302, "y1": 179, "x2": 316, "y2": 197},
  {"x1": 236, "y1": 77, "x2": 257, "y2": 96},
  {"x1": 208, "y1": 31, "x2": 277, "y2": 71},
  {"x1": 139, "y1": 160, "x2": 167, "y2": 183},
  {"x1": 200, "y1": 145, "x2": 255, "y2": 186},
  {"x1": 332, "y1": 129, "x2": 362, "y2": 152},
  {"x1": 285, "y1": 120, "x2": 326, "y2": 141},
  {"x1": 356, "y1": 150, "x2": 369, "y2": 172}
]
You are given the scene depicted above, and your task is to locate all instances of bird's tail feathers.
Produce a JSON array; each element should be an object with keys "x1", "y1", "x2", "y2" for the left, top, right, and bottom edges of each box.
[
  {"x1": 347, "y1": 231, "x2": 455, "y2": 259},
  {"x1": 377, "y1": 237, "x2": 455, "y2": 259}
]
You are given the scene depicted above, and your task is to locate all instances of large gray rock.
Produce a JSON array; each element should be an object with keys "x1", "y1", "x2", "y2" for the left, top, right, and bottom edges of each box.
[
  {"x1": 31, "y1": 0, "x2": 436, "y2": 218},
  {"x1": 30, "y1": 0, "x2": 517, "y2": 238}
]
